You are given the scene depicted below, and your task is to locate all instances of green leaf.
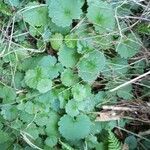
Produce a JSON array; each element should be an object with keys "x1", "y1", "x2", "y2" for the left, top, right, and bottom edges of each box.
[
  {"x1": 116, "y1": 34, "x2": 141, "y2": 58},
  {"x1": 24, "y1": 67, "x2": 47, "y2": 89},
  {"x1": 4, "y1": 0, "x2": 20, "y2": 7},
  {"x1": 49, "y1": 20, "x2": 71, "y2": 35},
  {"x1": 65, "y1": 100, "x2": 79, "y2": 117},
  {"x1": 22, "y1": 2, "x2": 48, "y2": 26},
  {"x1": 0, "y1": 2, "x2": 12, "y2": 16},
  {"x1": 87, "y1": 0, "x2": 115, "y2": 33},
  {"x1": 29, "y1": 25, "x2": 43, "y2": 37},
  {"x1": 65, "y1": 34, "x2": 78, "y2": 48},
  {"x1": 137, "y1": 23, "x2": 150, "y2": 35},
  {"x1": 132, "y1": 60, "x2": 145, "y2": 74},
  {"x1": 24, "y1": 123, "x2": 39, "y2": 140},
  {"x1": 38, "y1": 55, "x2": 57, "y2": 67},
  {"x1": 50, "y1": 33, "x2": 64, "y2": 51},
  {"x1": 47, "y1": 0, "x2": 84, "y2": 27},
  {"x1": 19, "y1": 111, "x2": 35, "y2": 123},
  {"x1": 61, "y1": 69, "x2": 79, "y2": 87},
  {"x1": 24, "y1": 101, "x2": 36, "y2": 114},
  {"x1": 58, "y1": 88, "x2": 71, "y2": 108},
  {"x1": 45, "y1": 136, "x2": 58, "y2": 147},
  {"x1": 34, "y1": 114, "x2": 49, "y2": 127},
  {"x1": 93, "y1": 34, "x2": 113, "y2": 50},
  {"x1": 102, "y1": 57, "x2": 128, "y2": 78},
  {"x1": 37, "y1": 78, "x2": 52, "y2": 93},
  {"x1": 105, "y1": 81, "x2": 133, "y2": 100},
  {"x1": 38, "y1": 56, "x2": 62, "y2": 80},
  {"x1": 85, "y1": 135, "x2": 98, "y2": 149},
  {"x1": 94, "y1": 91, "x2": 106, "y2": 106},
  {"x1": 1, "y1": 105, "x2": 18, "y2": 121},
  {"x1": 46, "y1": 111, "x2": 60, "y2": 137},
  {"x1": 0, "y1": 122, "x2": 3, "y2": 130},
  {"x1": 14, "y1": 71, "x2": 24, "y2": 89},
  {"x1": 13, "y1": 144, "x2": 23, "y2": 150},
  {"x1": 37, "y1": 89, "x2": 57, "y2": 104},
  {"x1": 58, "y1": 45, "x2": 80, "y2": 68},
  {"x1": 108, "y1": 130, "x2": 122, "y2": 150},
  {"x1": 18, "y1": 56, "x2": 43, "y2": 71},
  {"x1": 77, "y1": 95, "x2": 95, "y2": 112},
  {"x1": 24, "y1": 69, "x2": 40, "y2": 89},
  {"x1": 71, "y1": 83, "x2": 91, "y2": 101},
  {"x1": 77, "y1": 39, "x2": 94, "y2": 54},
  {"x1": 0, "y1": 86, "x2": 16, "y2": 104},
  {"x1": 117, "y1": 85, "x2": 133, "y2": 100},
  {"x1": 42, "y1": 28, "x2": 52, "y2": 42},
  {"x1": 77, "y1": 50, "x2": 106, "y2": 83},
  {"x1": 11, "y1": 119, "x2": 23, "y2": 130},
  {"x1": 0, "y1": 131, "x2": 10, "y2": 144},
  {"x1": 125, "y1": 136, "x2": 137, "y2": 150},
  {"x1": 58, "y1": 114, "x2": 91, "y2": 141},
  {"x1": 95, "y1": 142, "x2": 105, "y2": 150}
]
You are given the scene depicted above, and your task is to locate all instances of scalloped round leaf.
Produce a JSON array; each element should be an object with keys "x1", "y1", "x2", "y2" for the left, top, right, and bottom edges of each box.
[
  {"x1": 0, "y1": 131, "x2": 10, "y2": 144},
  {"x1": 65, "y1": 34, "x2": 78, "y2": 48},
  {"x1": 77, "y1": 39, "x2": 94, "y2": 54},
  {"x1": 102, "y1": 57, "x2": 128, "y2": 78},
  {"x1": 65, "y1": 100, "x2": 79, "y2": 117},
  {"x1": 58, "y1": 45, "x2": 80, "y2": 68},
  {"x1": 38, "y1": 56, "x2": 63, "y2": 80},
  {"x1": 77, "y1": 95, "x2": 95, "y2": 112},
  {"x1": 46, "y1": 64, "x2": 63, "y2": 80},
  {"x1": 93, "y1": 34, "x2": 113, "y2": 50},
  {"x1": 22, "y1": 2, "x2": 48, "y2": 26},
  {"x1": 24, "y1": 101, "x2": 37, "y2": 114},
  {"x1": 1, "y1": 105, "x2": 18, "y2": 121},
  {"x1": 46, "y1": 111, "x2": 60, "y2": 137},
  {"x1": 77, "y1": 51, "x2": 106, "y2": 83},
  {"x1": 18, "y1": 56, "x2": 42, "y2": 71},
  {"x1": 61, "y1": 69, "x2": 79, "y2": 87},
  {"x1": 58, "y1": 114, "x2": 92, "y2": 141},
  {"x1": 47, "y1": 0, "x2": 84, "y2": 27},
  {"x1": 71, "y1": 83, "x2": 91, "y2": 101},
  {"x1": 29, "y1": 25, "x2": 44, "y2": 37},
  {"x1": 37, "y1": 78, "x2": 52, "y2": 93},
  {"x1": 116, "y1": 34, "x2": 141, "y2": 58},
  {"x1": 0, "y1": 86, "x2": 16, "y2": 104},
  {"x1": 24, "y1": 123, "x2": 39, "y2": 140},
  {"x1": 85, "y1": 135, "x2": 98, "y2": 149},
  {"x1": 11, "y1": 119, "x2": 23, "y2": 130},
  {"x1": 50, "y1": 33, "x2": 63, "y2": 51},
  {"x1": 117, "y1": 85, "x2": 133, "y2": 100},
  {"x1": 24, "y1": 67, "x2": 47, "y2": 89},
  {"x1": 49, "y1": 20, "x2": 71, "y2": 35},
  {"x1": 45, "y1": 136, "x2": 58, "y2": 147},
  {"x1": 94, "y1": 91, "x2": 106, "y2": 105},
  {"x1": 125, "y1": 136, "x2": 137, "y2": 150},
  {"x1": 87, "y1": 0, "x2": 115, "y2": 33},
  {"x1": 34, "y1": 114, "x2": 49, "y2": 127},
  {"x1": 24, "y1": 69, "x2": 38, "y2": 89},
  {"x1": 38, "y1": 55, "x2": 57, "y2": 67}
]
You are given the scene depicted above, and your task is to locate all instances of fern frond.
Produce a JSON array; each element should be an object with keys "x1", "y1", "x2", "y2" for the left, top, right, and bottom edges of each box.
[{"x1": 108, "y1": 130, "x2": 122, "y2": 150}]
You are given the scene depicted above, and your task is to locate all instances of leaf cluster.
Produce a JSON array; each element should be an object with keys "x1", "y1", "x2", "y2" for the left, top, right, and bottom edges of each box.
[{"x1": 0, "y1": 0, "x2": 149, "y2": 149}]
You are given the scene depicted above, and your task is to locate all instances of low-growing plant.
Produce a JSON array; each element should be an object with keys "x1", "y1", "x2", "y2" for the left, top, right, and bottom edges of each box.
[{"x1": 0, "y1": 0, "x2": 149, "y2": 149}]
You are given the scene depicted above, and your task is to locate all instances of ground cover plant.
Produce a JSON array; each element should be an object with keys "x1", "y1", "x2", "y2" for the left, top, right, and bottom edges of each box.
[{"x1": 0, "y1": 0, "x2": 150, "y2": 149}]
